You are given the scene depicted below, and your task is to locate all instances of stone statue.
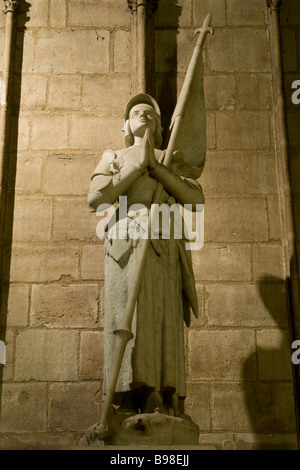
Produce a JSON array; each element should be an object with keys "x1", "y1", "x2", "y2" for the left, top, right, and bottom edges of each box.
[{"x1": 86, "y1": 14, "x2": 213, "y2": 446}]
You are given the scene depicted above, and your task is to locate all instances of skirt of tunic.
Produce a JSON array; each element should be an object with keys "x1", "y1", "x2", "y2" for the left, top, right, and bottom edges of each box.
[{"x1": 103, "y1": 235, "x2": 186, "y2": 401}]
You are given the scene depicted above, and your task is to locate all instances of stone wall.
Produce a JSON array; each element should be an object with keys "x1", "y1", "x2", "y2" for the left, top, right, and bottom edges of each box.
[{"x1": 0, "y1": 0, "x2": 298, "y2": 450}]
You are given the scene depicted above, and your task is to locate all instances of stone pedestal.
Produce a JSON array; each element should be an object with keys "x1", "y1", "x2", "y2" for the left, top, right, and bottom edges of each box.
[{"x1": 84, "y1": 408, "x2": 199, "y2": 447}]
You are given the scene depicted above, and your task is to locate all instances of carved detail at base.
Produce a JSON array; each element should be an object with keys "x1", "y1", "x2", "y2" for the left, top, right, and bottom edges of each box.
[{"x1": 84, "y1": 408, "x2": 200, "y2": 447}]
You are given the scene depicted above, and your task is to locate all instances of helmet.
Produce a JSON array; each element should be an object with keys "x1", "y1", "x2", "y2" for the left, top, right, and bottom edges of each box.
[{"x1": 124, "y1": 93, "x2": 161, "y2": 121}]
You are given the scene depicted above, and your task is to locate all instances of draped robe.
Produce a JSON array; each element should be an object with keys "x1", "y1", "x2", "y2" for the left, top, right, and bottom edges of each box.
[{"x1": 89, "y1": 145, "x2": 201, "y2": 405}]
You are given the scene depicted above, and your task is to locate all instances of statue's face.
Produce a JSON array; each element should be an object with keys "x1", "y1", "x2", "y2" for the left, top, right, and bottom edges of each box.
[{"x1": 129, "y1": 103, "x2": 157, "y2": 138}]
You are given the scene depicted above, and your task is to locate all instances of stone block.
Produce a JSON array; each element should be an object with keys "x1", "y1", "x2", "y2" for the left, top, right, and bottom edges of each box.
[
  {"x1": 192, "y1": 244, "x2": 252, "y2": 281},
  {"x1": 6, "y1": 283, "x2": 29, "y2": 327},
  {"x1": 200, "y1": 151, "x2": 245, "y2": 194},
  {"x1": 82, "y1": 75, "x2": 131, "y2": 112},
  {"x1": 184, "y1": 382, "x2": 210, "y2": 430},
  {"x1": 237, "y1": 73, "x2": 272, "y2": 110},
  {"x1": 12, "y1": 197, "x2": 52, "y2": 242},
  {"x1": 198, "y1": 431, "x2": 298, "y2": 450},
  {"x1": 14, "y1": 155, "x2": 43, "y2": 194},
  {"x1": 44, "y1": 154, "x2": 95, "y2": 196},
  {"x1": 10, "y1": 245, "x2": 79, "y2": 282},
  {"x1": 267, "y1": 196, "x2": 282, "y2": 241},
  {"x1": 188, "y1": 282, "x2": 204, "y2": 328},
  {"x1": 246, "y1": 154, "x2": 279, "y2": 194},
  {"x1": 250, "y1": 382, "x2": 297, "y2": 433},
  {"x1": 50, "y1": 0, "x2": 67, "y2": 28},
  {"x1": 0, "y1": 433, "x2": 76, "y2": 450},
  {"x1": 204, "y1": 197, "x2": 269, "y2": 242},
  {"x1": 79, "y1": 330, "x2": 104, "y2": 380},
  {"x1": 252, "y1": 244, "x2": 285, "y2": 280},
  {"x1": 114, "y1": 30, "x2": 131, "y2": 73},
  {"x1": 197, "y1": 432, "x2": 240, "y2": 450},
  {"x1": 18, "y1": 75, "x2": 47, "y2": 109},
  {"x1": 188, "y1": 329, "x2": 256, "y2": 380},
  {"x1": 82, "y1": 245, "x2": 104, "y2": 280},
  {"x1": 10, "y1": 115, "x2": 30, "y2": 151},
  {"x1": 193, "y1": 0, "x2": 226, "y2": 27},
  {"x1": 15, "y1": 329, "x2": 78, "y2": 381},
  {"x1": 216, "y1": 112, "x2": 270, "y2": 149},
  {"x1": 99, "y1": 283, "x2": 104, "y2": 327},
  {"x1": 208, "y1": 29, "x2": 270, "y2": 73},
  {"x1": 33, "y1": 30, "x2": 109, "y2": 74},
  {"x1": 256, "y1": 329, "x2": 294, "y2": 380},
  {"x1": 49, "y1": 382, "x2": 101, "y2": 431},
  {"x1": 180, "y1": 29, "x2": 206, "y2": 73},
  {"x1": 156, "y1": 0, "x2": 192, "y2": 28},
  {"x1": 156, "y1": 30, "x2": 196, "y2": 73},
  {"x1": 69, "y1": 0, "x2": 130, "y2": 27},
  {"x1": 52, "y1": 197, "x2": 97, "y2": 241},
  {"x1": 212, "y1": 383, "x2": 254, "y2": 431},
  {"x1": 70, "y1": 115, "x2": 124, "y2": 151},
  {"x1": 16, "y1": 30, "x2": 35, "y2": 74},
  {"x1": 0, "y1": 383, "x2": 47, "y2": 432},
  {"x1": 31, "y1": 115, "x2": 68, "y2": 150},
  {"x1": 204, "y1": 75, "x2": 236, "y2": 111},
  {"x1": 30, "y1": 284, "x2": 99, "y2": 328},
  {"x1": 48, "y1": 75, "x2": 81, "y2": 110},
  {"x1": 206, "y1": 112, "x2": 216, "y2": 149},
  {"x1": 205, "y1": 282, "x2": 288, "y2": 328},
  {"x1": 20, "y1": 0, "x2": 49, "y2": 27},
  {"x1": 269, "y1": 112, "x2": 276, "y2": 149},
  {"x1": 226, "y1": 0, "x2": 266, "y2": 25}
]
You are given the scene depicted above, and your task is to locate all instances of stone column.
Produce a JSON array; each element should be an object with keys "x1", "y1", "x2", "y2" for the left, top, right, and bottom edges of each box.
[
  {"x1": 0, "y1": 0, "x2": 19, "y2": 185},
  {"x1": 0, "y1": 0, "x2": 19, "y2": 331},
  {"x1": 266, "y1": 0, "x2": 300, "y2": 442},
  {"x1": 127, "y1": 0, "x2": 158, "y2": 95}
]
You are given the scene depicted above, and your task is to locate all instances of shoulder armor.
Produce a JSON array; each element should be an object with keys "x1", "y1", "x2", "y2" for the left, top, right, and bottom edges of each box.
[
  {"x1": 102, "y1": 149, "x2": 116, "y2": 165},
  {"x1": 92, "y1": 149, "x2": 117, "y2": 178}
]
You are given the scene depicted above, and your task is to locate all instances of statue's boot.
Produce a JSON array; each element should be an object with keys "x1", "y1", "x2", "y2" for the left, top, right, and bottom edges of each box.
[{"x1": 144, "y1": 390, "x2": 168, "y2": 414}]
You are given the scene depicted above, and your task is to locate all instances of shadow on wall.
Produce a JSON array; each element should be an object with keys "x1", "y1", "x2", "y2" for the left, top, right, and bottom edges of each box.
[
  {"x1": 154, "y1": 0, "x2": 182, "y2": 146},
  {"x1": 243, "y1": 274, "x2": 298, "y2": 450},
  {"x1": 280, "y1": 0, "x2": 300, "y2": 318},
  {"x1": 0, "y1": 0, "x2": 31, "y2": 414},
  {"x1": 242, "y1": 1, "x2": 300, "y2": 449},
  {"x1": 280, "y1": 0, "x2": 300, "y2": 445}
]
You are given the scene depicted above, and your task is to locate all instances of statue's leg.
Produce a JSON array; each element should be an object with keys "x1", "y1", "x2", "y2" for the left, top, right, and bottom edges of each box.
[
  {"x1": 144, "y1": 389, "x2": 168, "y2": 414},
  {"x1": 172, "y1": 393, "x2": 180, "y2": 416},
  {"x1": 116, "y1": 390, "x2": 139, "y2": 412}
]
